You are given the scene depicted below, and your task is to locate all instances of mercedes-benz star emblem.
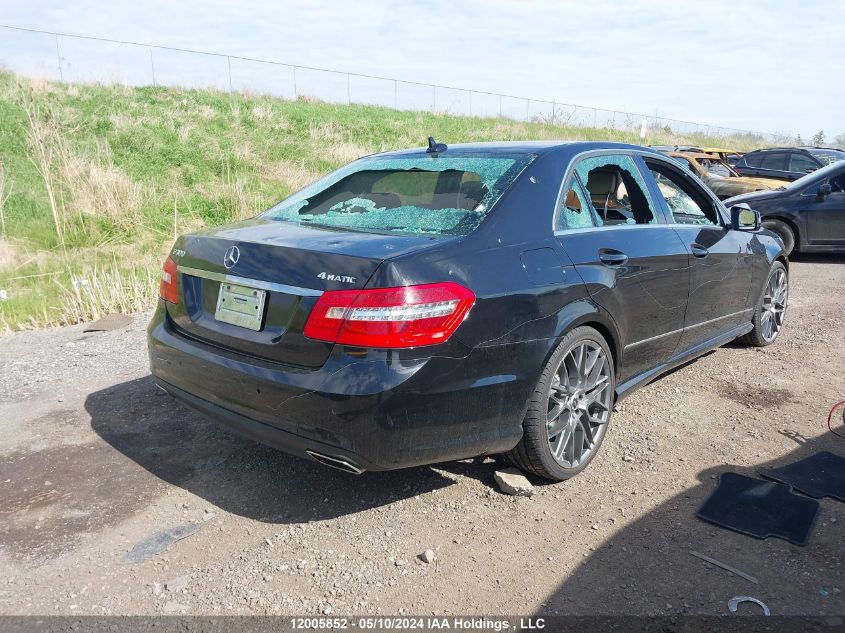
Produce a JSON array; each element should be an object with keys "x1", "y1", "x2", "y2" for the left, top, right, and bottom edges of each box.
[{"x1": 223, "y1": 245, "x2": 240, "y2": 269}]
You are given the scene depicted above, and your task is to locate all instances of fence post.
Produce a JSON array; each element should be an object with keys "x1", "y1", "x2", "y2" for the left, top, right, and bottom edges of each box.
[
  {"x1": 347, "y1": 73, "x2": 351, "y2": 105},
  {"x1": 394, "y1": 80, "x2": 397, "y2": 109},
  {"x1": 227, "y1": 56, "x2": 233, "y2": 93},
  {"x1": 552, "y1": 99, "x2": 556, "y2": 125},
  {"x1": 54, "y1": 34, "x2": 63, "y2": 81},
  {"x1": 526, "y1": 99, "x2": 530, "y2": 121},
  {"x1": 293, "y1": 65, "x2": 297, "y2": 99},
  {"x1": 148, "y1": 45, "x2": 156, "y2": 87},
  {"x1": 468, "y1": 90, "x2": 472, "y2": 117},
  {"x1": 432, "y1": 85, "x2": 436, "y2": 112},
  {"x1": 499, "y1": 95, "x2": 502, "y2": 118},
  {"x1": 593, "y1": 108, "x2": 597, "y2": 128}
]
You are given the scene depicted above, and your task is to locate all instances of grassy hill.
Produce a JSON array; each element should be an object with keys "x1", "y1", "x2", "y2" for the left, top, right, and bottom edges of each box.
[{"x1": 0, "y1": 71, "x2": 771, "y2": 331}]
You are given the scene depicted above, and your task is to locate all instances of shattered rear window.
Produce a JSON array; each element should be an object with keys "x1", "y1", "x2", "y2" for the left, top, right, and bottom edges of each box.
[{"x1": 262, "y1": 154, "x2": 533, "y2": 236}]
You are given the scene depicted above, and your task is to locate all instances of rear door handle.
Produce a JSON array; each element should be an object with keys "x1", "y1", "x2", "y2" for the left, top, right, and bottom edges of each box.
[
  {"x1": 598, "y1": 249, "x2": 628, "y2": 266},
  {"x1": 691, "y1": 243, "x2": 709, "y2": 258}
]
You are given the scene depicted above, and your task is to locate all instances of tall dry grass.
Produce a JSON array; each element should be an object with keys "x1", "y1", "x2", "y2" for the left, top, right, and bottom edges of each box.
[
  {"x1": 0, "y1": 160, "x2": 11, "y2": 237},
  {"x1": 21, "y1": 96, "x2": 148, "y2": 243},
  {"x1": 0, "y1": 237, "x2": 22, "y2": 270},
  {"x1": 22, "y1": 98, "x2": 65, "y2": 245},
  {"x1": 59, "y1": 142, "x2": 147, "y2": 233},
  {"x1": 55, "y1": 258, "x2": 159, "y2": 325}
]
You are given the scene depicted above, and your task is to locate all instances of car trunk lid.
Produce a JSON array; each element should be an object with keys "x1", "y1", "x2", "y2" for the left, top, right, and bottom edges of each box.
[{"x1": 165, "y1": 218, "x2": 446, "y2": 367}]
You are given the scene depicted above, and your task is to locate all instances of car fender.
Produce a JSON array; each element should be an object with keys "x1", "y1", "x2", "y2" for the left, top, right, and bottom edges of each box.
[
  {"x1": 761, "y1": 214, "x2": 803, "y2": 249},
  {"x1": 746, "y1": 232, "x2": 788, "y2": 311},
  {"x1": 529, "y1": 298, "x2": 623, "y2": 379}
]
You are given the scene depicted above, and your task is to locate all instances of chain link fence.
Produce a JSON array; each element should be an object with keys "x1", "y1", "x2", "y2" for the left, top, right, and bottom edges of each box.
[{"x1": 1, "y1": 24, "x2": 784, "y2": 143}]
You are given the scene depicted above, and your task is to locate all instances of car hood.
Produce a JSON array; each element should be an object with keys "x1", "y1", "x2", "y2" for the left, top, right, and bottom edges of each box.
[
  {"x1": 723, "y1": 187, "x2": 786, "y2": 206},
  {"x1": 731, "y1": 175, "x2": 783, "y2": 187}
]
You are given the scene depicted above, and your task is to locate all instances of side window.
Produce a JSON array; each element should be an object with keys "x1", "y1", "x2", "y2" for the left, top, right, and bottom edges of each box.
[
  {"x1": 760, "y1": 152, "x2": 787, "y2": 170},
  {"x1": 647, "y1": 162, "x2": 720, "y2": 227},
  {"x1": 830, "y1": 174, "x2": 845, "y2": 193},
  {"x1": 573, "y1": 154, "x2": 659, "y2": 226},
  {"x1": 743, "y1": 153, "x2": 763, "y2": 168},
  {"x1": 556, "y1": 176, "x2": 596, "y2": 230},
  {"x1": 789, "y1": 153, "x2": 818, "y2": 173}
]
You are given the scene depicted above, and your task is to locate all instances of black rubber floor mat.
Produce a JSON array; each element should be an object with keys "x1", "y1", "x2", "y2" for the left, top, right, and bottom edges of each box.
[
  {"x1": 697, "y1": 472, "x2": 820, "y2": 546},
  {"x1": 761, "y1": 451, "x2": 845, "y2": 502}
]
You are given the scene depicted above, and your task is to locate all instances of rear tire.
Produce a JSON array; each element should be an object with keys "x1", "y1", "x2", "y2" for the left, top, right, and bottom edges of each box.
[
  {"x1": 739, "y1": 261, "x2": 788, "y2": 347},
  {"x1": 762, "y1": 219, "x2": 796, "y2": 255},
  {"x1": 505, "y1": 326, "x2": 615, "y2": 482}
]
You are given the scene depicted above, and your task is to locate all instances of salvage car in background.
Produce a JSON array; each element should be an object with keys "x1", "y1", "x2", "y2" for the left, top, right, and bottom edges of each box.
[
  {"x1": 149, "y1": 141, "x2": 788, "y2": 482},
  {"x1": 734, "y1": 147, "x2": 845, "y2": 181},
  {"x1": 699, "y1": 147, "x2": 742, "y2": 166},
  {"x1": 725, "y1": 160, "x2": 845, "y2": 255},
  {"x1": 663, "y1": 150, "x2": 781, "y2": 199}
]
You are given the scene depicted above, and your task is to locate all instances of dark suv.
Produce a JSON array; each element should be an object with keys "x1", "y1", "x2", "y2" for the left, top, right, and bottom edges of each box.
[{"x1": 734, "y1": 147, "x2": 845, "y2": 181}]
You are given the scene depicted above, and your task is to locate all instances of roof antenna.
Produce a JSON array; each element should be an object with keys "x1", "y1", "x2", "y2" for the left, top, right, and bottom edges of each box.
[{"x1": 426, "y1": 136, "x2": 447, "y2": 154}]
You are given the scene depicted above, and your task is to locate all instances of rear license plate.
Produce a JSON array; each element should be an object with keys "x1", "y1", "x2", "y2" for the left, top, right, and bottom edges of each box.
[{"x1": 215, "y1": 282, "x2": 267, "y2": 331}]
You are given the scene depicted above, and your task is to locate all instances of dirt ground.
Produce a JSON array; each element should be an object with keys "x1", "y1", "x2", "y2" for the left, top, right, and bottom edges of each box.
[{"x1": 1, "y1": 256, "x2": 843, "y2": 617}]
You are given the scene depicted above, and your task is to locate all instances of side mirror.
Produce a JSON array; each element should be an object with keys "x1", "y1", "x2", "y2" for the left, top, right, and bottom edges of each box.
[
  {"x1": 730, "y1": 203, "x2": 760, "y2": 231},
  {"x1": 817, "y1": 183, "x2": 832, "y2": 200}
]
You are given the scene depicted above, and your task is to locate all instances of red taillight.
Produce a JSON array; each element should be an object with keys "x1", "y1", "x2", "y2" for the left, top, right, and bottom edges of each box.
[
  {"x1": 304, "y1": 282, "x2": 475, "y2": 348},
  {"x1": 159, "y1": 256, "x2": 179, "y2": 304}
]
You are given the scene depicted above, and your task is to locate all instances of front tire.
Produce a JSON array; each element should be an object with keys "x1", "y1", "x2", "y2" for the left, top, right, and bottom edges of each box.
[
  {"x1": 505, "y1": 326, "x2": 615, "y2": 482},
  {"x1": 739, "y1": 261, "x2": 788, "y2": 347},
  {"x1": 762, "y1": 219, "x2": 796, "y2": 255}
]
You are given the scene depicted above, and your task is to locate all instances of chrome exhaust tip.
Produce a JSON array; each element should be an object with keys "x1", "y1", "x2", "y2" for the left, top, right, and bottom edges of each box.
[{"x1": 306, "y1": 450, "x2": 366, "y2": 475}]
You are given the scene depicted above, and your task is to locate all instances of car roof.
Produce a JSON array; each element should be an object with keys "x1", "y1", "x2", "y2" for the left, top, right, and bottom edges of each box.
[
  {"x1": 806, "y1": 147, "x2": 845, "y2": 155},
  {"x1": 367, "y1": 140, "x2": 665, "y2": 159},
  {"x1": 745, "y1": 147, "x2": 810, "y2": 154}
]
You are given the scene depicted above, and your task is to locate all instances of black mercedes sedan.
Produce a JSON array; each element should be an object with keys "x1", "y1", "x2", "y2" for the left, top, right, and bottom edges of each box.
[
  {"x1": 724, "y1": 160, "x2": 845, "y2": 255},
  {"x1": 148, "y1": 141, "x2": 788, "y2": 482}
]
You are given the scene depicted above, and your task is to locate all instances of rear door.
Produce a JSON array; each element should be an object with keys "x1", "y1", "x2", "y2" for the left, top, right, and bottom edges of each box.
[
  {"x1": 757, "y1": 151, "x2": 790, "y2": 180},
  {"x1": 554, "y1": 152, "x2": 690, "y2": 384},
  {"x1": 642, "y1": 156, "x2": 753, "y2": 352}
]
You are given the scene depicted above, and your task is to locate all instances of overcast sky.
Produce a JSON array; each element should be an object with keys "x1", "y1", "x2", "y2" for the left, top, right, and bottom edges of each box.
[{"x1": 1, "y1": 0, "x2": 842, "y2": 139}]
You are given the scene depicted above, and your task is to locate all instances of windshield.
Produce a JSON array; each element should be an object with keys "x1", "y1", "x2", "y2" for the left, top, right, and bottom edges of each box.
[
  {"x1": 809, "y1": 149, "x2": 845, "y2": 166},
  {"x1": 700, "y1": 159, "x2": 736, "y2": 177},
  {"x1": 262, "y1": 153, "x2": 534, "y2": 236}
]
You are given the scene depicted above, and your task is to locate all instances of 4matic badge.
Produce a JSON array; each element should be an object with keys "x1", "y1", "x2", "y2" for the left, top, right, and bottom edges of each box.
[{"x1": 317, "y1": 272, "x2": 356, "y2": 284}]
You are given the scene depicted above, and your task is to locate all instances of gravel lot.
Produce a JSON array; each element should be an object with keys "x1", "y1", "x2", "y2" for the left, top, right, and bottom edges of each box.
[{"x1": 1, "y1": 256, "x2": 843, "y2": 617}]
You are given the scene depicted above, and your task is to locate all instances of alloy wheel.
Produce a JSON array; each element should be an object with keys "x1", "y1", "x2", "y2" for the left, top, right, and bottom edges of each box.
[
  {"x1": 546, "y1": 340, "x2": 613, "y2": 468},
  {"x1": 761, "y1": 268, "x2": 788, "y2": 342}
]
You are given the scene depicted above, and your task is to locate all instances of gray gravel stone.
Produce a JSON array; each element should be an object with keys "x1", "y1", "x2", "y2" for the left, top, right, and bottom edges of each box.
[
  {"x1": 494, "y1": 468, "x2": 535, "y2": 497},
  {"x1": 165, "y1": 576, "x2": 189, "y2": 593}
]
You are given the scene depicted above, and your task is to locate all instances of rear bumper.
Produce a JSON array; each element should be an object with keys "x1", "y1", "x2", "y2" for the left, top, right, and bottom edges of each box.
[
  {"x1": 148, "y1": 303, "x2": 549, "y2": 471},
  {"x1": 153, "y1": 378, "x2": 379, "y2": 472}
]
